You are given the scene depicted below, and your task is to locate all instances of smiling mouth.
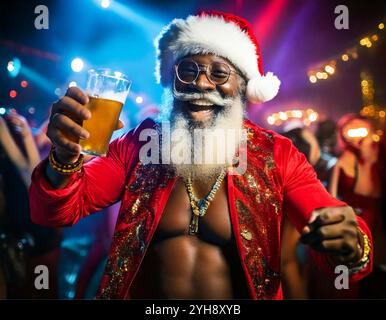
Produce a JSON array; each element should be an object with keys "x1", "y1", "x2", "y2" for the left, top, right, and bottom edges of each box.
[{"x1": 185, "y1": 99, "x2": 218, "y2": 115}]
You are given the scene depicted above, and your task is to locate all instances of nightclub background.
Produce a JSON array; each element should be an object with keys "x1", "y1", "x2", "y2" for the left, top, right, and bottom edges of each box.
[{"x1": 0, "y1": 0, "x2": 385, "y2": 299}]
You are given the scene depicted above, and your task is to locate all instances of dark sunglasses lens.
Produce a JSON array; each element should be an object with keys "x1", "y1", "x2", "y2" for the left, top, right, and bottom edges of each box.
[
  {"x1": 209, "y1": 62, "x2": 231, "y2": 84},
  {"x1": 177, "y1": 60, "x2": 198, "y2": 83}
]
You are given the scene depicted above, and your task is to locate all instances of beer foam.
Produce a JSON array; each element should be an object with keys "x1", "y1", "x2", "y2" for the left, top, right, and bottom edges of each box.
[{"x1": 89, "y1": 90, "x2": 128, "y2": 104}]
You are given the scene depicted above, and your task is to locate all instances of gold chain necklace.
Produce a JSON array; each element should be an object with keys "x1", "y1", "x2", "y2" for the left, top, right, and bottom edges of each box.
[{"x1": 185, "y1": 170, "x2": 227, "y2": 235}]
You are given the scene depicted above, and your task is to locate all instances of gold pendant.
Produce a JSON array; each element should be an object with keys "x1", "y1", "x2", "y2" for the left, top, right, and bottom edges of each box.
[
  {"x1": 186, "y1": 170, "x2": 226, "y2": 236},
  {"x1": 189, "y1": 214, "x2": 199, "y2": 235}
]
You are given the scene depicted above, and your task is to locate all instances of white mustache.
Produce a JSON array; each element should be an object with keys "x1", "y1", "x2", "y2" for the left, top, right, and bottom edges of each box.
[{"x1": 172, "y1": 86, "x2": 234, "y2": 107}]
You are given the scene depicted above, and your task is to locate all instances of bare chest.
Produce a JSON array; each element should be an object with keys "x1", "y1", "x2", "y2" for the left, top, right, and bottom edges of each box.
[{"x1": 155, "y1": 178, "x2": 232, "y2": 245}]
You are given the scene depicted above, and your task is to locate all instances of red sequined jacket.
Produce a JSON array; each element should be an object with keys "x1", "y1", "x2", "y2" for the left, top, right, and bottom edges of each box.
[{"x1": 29, "y1": 118, "x2": 373, "y2": 299}]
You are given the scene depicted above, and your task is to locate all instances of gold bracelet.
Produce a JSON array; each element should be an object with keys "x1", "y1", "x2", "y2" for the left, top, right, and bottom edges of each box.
[
  {"x1": 49, "y1": 147, "x2": 84, "y2": 174},
  {"x1": 348, "y1": 227, "x2": 371, "y2": 274},
  {"x1": 357, "y1": 227, "x2": 371, "y2": 264}
]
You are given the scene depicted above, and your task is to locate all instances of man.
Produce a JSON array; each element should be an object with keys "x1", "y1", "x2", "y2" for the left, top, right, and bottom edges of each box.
[{"x1": 29, "y1": 11, "x2": 372, "y2": 299}]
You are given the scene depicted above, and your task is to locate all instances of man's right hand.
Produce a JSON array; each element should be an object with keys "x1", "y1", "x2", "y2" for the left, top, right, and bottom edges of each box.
[{"x1": 47, "y1": 87, "x2": 91, "y2": 164}]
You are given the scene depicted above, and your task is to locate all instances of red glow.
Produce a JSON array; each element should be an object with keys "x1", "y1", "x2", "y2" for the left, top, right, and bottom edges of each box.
[
  {"x1": 253, "y1": 0, "x2": 287, "y2": 44},
  {"x1": 10, "y1": 90, "x2": 17, "y2": 98},
  {"x1": 21, "y1": 80, "x2": 28, "y2": 88},
  {"x1": 235, "y1": 0, "x2": 243, "y2": 10}
]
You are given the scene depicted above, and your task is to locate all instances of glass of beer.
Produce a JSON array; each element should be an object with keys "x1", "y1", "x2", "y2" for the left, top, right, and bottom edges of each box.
[{"x1": 80, "y1": 69, "x2": 131, "y2": 156}]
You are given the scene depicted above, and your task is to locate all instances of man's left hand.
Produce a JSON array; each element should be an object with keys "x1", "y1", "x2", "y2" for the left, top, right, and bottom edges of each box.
[{"x1": 300, "y1": 206, "x2": 363, "y2": 265}]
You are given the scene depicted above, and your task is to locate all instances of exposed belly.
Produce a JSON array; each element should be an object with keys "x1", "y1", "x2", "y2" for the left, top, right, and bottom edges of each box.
[{"x1": 130, "y1": 235, "x2": 249, "y2": 299}]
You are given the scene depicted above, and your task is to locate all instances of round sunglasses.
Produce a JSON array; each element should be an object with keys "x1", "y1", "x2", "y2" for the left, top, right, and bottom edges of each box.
[{"x1": 175, "y1": 59, "x2": 240, "y2": 86}]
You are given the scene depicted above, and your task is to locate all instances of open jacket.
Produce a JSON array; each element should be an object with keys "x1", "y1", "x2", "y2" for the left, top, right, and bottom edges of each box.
[{"x1": 29, "y1": 118, "x2": 373, "y2": 299}]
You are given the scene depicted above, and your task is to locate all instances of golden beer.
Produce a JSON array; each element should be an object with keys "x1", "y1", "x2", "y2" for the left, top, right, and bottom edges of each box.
[
  {"x1": 80, "y1": 96, "x2": 123, "y2": 156},
  {"x1": 80, "y1": 68, "x2": 131, "y2": 156}
]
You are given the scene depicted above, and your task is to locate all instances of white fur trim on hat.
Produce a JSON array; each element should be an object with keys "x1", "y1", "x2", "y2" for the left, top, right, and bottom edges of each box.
[
  {"x1": 246, "y1": 72, "x2": 281, "y2": 103},
  {"x1": 155, "y1": 14, "x2": 280, "y2": 103}
]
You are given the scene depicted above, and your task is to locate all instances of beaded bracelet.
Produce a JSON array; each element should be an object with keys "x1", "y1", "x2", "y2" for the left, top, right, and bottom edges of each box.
[{"x1": 48, "y1": 147, "x2": 84, "y2": 174}]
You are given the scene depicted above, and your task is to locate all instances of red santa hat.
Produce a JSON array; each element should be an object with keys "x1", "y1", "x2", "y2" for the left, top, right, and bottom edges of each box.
[{"x1": 155, "y1": 10, "x2": 281, "y2": 104}]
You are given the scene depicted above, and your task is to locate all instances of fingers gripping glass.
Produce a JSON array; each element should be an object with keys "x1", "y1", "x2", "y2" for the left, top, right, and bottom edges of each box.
[{"x1": 175, "y1": 59, "x2": 239, "y2": 86}]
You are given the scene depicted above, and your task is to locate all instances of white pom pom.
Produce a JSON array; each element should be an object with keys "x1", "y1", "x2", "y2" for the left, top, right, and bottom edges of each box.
[{"x1": 246, "y1": 72, "x2": 281, "y2": 104}]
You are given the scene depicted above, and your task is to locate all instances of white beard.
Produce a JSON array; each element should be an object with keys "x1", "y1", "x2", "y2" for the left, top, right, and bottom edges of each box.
[{"x1": 158, "y1": 88, "x2": 246, "y2": 182}]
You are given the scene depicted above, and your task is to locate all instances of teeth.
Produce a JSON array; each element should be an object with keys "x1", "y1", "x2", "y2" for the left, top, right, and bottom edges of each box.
[{"x1": 190, "y1": 99, "x2": 214, "y2": 107}]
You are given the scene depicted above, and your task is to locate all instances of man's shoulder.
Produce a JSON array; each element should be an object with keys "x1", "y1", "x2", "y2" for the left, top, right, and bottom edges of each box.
[
  {"x1": 132, "y1": 117, "x2": 158, "y2": 135},
  {"x1": 116, "y1": 117, "x2": 157, "y2": 142}
]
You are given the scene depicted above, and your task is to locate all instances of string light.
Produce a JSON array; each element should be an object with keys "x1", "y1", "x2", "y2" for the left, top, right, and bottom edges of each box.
[
  {"x1": 372, "y1": 134, "x2": 380, "y2": 142},
  {"x1": 266, "y1": 109, "x2": 319, "y2": 126},
  {"x1": 360, "y1": 37, "x2": 369, "y2": 46},
  {"x1": 361, "y1": 72, "x2": 375, "y2": 106},
  {"x1": 308, "y1": 21, "x2": 384, "y2": 83},
  {"x1": 325, "y1": 65, "x2": 335, "y2": 74},
  {"x1": 341, "y1": 54, "x2": 349, "y2": 61},
  {"x1": 308, "y1": 112, "x2": 318, "y2": 122},
  {"x1": 279, "y1": 112, "x2": 288, "y2": 121},
  {"x1": 267, "y1": 116, "x2": 275, "y2": 125},
  {"x1": 292, "y1": 110, "x2": 303, "y2": 118}
]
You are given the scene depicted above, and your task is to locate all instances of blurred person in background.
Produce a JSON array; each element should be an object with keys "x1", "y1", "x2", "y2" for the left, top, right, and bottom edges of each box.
[
  {"x1": 34, "y1": 118, "x2": 51, "y2": 160},
  {"x1": 0, "y1": 110, "x2": 61, "y2": 298},
  {"x1": 316, "y1": 119, "x2": 338, "y2": 156},
  {"x1": 315, "y1": 119, "x2": 339, "y2": 189},
  {"x1": 0, "y1": 110, "x2": 40, "y2": 187},
  {"x1": 279, "y1": 120, "x2": 321, "y2": 299},
  {"x1": 329, "y1": 114, "x2": 386, "y2": 298}
]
